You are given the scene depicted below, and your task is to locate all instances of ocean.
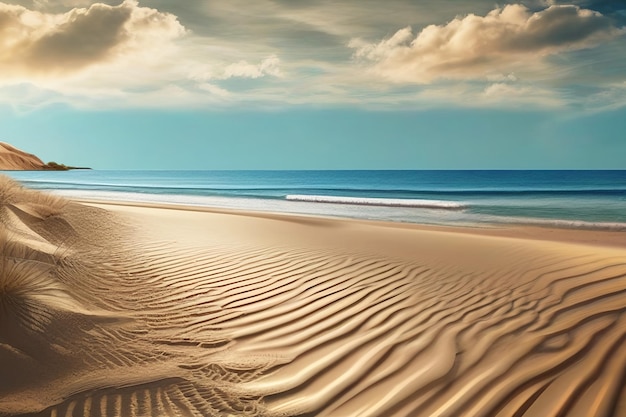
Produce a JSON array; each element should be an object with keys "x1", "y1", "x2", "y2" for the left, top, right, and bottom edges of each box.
[{"x1": 4, "y1": 170, "x2": 626, "y2": 230}]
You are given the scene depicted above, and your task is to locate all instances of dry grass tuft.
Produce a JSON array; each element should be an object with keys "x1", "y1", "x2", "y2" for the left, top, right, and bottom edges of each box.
[{"x1": 0, "y1": 175, "x2": 67, "y2": 219}]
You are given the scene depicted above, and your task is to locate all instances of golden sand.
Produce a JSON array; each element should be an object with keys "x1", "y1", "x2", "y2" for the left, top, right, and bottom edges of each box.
[
  {"x1": 0, "y1": 178, "x2": 624, "y2": 417},
  {"x1": 0, "y1": 143, "x2": 46, "y2": 171}
]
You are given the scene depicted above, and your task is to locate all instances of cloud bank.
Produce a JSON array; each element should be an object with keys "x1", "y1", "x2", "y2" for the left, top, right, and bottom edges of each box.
[
  {"x1": 0, "y1": 1, "x2": 623, "y2": 111},
  {"x1": 349, "y1": 4, "x2": 622, "y2": 83},
  {"x1": 0, "y1": 0, "x2": 184, "y2": 77}
]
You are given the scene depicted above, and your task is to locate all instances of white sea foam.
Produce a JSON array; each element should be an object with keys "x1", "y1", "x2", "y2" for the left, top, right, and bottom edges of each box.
[
  {"x1": 494, "y1": 216, "x2": 626, "y2": 231},
  {"x1": 285, "y1": 195, "x2": 467, "y2": 209},
  {"x1": 51, "y1": 190, "x2": 626, "y2": 232}
]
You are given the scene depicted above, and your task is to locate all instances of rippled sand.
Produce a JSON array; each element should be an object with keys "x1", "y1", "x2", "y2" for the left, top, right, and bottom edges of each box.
[{"x1": 1, "y1": 178, "x2": 625, "y2": 417}]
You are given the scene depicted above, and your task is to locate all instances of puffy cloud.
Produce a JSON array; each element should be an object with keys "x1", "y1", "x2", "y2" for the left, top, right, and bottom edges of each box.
[
  {"x1": 0, "y1": 0, "x2": 185, "y2": 77},
  {"x1": 222, "y1": 55, "x2": 282, "y2": 79},
  {"x1": 0, "y1": 1, "x2": 291, "y2": 108},
  {"x1": 349, "y1": 4, "x2": 623, "y2": 83}
]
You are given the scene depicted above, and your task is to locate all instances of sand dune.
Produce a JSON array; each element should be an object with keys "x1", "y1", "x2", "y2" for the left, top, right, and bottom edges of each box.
[
  {"x1": 0, "y1": 143, "x2": 46, "y2": 171},
  {"x1": 0, "y1": 177, "x2": 624, "y2": 417}
]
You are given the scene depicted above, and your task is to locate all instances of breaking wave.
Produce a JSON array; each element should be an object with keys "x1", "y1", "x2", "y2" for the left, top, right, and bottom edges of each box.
[{"x1": 285, "y1": 194, "x2": 467, "y2": 209}]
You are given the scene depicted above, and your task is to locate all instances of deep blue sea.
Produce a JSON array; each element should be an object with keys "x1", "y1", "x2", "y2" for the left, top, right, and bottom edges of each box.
[{"x1": 4, "y1": 170, "x2": 626, "y2": 230}]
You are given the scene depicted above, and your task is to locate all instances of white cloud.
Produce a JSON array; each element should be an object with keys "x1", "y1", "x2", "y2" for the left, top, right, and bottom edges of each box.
[
  {"x1": 481, "y1": 82, "x2": 563, "y2": 107},
  {"x1": 221, "y1": 55, "x2": 281, "y2": 79},
  {"x1": 0, "y1": 1, "x2": 288, "y2": 108},
  {"x1": 0, "y1": 0, "x2": 185, "y2": 77},
  {"x1": 349, "y1": 4, "x2": 622, "y2": 84}
]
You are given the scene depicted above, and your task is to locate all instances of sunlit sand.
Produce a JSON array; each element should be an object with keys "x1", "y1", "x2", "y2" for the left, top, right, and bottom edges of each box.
[{"x1": 1, "y1": 177, "x2": 624, "y2": 417}]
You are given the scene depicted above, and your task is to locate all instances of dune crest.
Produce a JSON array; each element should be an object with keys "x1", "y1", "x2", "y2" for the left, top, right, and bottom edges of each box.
[
  {"x1": 0, "y1": 143, "x2": 46, "y2": 171},
  {"x1": 0, "y1": 143, "x2": 81, "y2": 170},
  {"x1": 0, "y1": 176, "x2": 624, "y2": 417}
]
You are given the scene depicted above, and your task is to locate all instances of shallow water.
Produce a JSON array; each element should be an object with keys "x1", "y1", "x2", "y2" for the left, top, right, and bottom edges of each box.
[{"x1": 5, "y1": 170, "x2": 626, "y2": 229}]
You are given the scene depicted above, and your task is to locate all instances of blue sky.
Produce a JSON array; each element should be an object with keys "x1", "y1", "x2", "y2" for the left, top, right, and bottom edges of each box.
[{"x1": 1, "y1": 0, "x2": 625, "y2": 169}]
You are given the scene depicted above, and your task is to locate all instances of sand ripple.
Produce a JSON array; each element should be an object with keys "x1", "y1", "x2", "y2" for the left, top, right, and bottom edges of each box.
[{"x1": 0, "y1": 178, "x2": 624, "y2": 417}]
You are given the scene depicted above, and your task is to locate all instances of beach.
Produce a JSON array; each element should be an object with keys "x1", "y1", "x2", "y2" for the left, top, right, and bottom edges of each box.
[{"x1": 0, "y1": 179, "x2": 625, "y2": 416}]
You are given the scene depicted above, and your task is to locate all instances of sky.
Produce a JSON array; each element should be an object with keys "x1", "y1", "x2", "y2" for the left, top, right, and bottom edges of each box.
[{"x1": 1, "y1": 0, "x2": 625, "y2": 169}]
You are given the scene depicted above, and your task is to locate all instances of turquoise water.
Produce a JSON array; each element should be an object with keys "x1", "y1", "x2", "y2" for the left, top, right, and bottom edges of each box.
[{"x1": 4, "y1": 170, "x2": 626, "y2": 230}]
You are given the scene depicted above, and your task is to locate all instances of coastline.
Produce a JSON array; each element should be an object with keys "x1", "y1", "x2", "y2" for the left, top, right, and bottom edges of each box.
[
  {"x1": 81, "y1": 198, "x2": 626, "y2": 249},
  {"x1": 2, "y1": 186, "x2": 625, "y2": 416},
  {"x1": 5, "y1": 170, "x2": 626, "y2": 233}
]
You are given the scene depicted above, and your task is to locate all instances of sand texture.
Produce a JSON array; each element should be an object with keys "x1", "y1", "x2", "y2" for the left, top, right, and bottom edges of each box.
[
  {"x1": 0, "y1": 177, "x2": 625, "y2": 417},
  {"x1": 0, "y1": 143, "x2": 46, "y2": 171}
]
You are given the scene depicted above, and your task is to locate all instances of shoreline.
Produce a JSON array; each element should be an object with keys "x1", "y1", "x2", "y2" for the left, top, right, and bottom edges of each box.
[
  {"x1": 4, "y1": 170, "x2": 626, "y2": 238},
  {"x1": 79, "y1": 198, "x2": 626, "y2": 249}
]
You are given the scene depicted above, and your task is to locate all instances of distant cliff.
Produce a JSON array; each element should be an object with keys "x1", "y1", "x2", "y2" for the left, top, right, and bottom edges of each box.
[{"x1": 0, "y1": 142, "x2": 87, "y2": 171}]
